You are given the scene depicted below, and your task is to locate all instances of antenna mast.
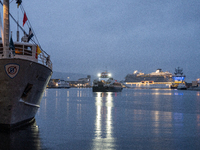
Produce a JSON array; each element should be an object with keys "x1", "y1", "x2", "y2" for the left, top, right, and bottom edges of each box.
[
  {"x1": 3, "y1": 0, "x2": 10, "y2": 58},
  {"x1": 17, "y1": 9, "x2": 19, "y2": 42}
]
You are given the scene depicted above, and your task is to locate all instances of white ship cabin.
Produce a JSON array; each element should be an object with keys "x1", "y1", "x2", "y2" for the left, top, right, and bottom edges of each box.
[
  {"x1": 98, "y1": 72, "x2": 112, "y2": 81},
  {"x1": 133, "y1": 70, "x2": 144, "y2": 76},
  {"x1": 0, "y1": 36, "x2": 52, "y2": 69},
  {"x1": 150, "y1": 69, "x2": 172, "y2": 76}
]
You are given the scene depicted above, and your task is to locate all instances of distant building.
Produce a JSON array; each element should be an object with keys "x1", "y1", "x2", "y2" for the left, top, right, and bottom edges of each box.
[
  {"x1": 47, "y1": 75, "x2": 91, "y2": 88},
  {"x1": 47, "y1": 79, "x2": 60, "y2": 87},
  {"x1": 47, "y1": 79, "x2": 70, "y2": 88},
  {"x1": 68, "y1": 75, "x2": 91, "y2": 87}
]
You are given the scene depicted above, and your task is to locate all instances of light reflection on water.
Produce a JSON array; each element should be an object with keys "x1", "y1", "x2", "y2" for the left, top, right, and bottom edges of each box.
[
  {"x1": 2, "y1": 89, "x2": 200, "y2": 149},
  {"x1": 42, "y1": 89, "x2": 200, "y2": 149},
  {"x1": 92, "y1": 92, "x2": 115, "y2": 149}
]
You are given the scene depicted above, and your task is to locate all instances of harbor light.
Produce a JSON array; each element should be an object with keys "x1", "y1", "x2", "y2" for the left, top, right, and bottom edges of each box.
[
  {"x1": 98, "y1": 73, "x2": 101, "y2": 77},
  {"x1": 108, "y1": 73, "x2": 111, "y2": 77}
]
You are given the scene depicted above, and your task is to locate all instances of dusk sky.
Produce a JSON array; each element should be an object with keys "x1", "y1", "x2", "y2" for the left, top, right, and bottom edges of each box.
[{"x1": 5, "y1": 0, "x2": 200, "y2": 82}]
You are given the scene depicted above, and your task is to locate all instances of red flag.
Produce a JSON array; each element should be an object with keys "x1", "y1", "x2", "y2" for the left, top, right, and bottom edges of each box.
[{"x1": 23, "y1": 12, "x2": 28, "y2": 26}]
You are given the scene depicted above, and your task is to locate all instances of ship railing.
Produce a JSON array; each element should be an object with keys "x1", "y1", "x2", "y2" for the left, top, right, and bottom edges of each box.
[
  {"x1": 37, "y1": 51, "x2": 53, "y2": 70},
  {"x1": 14, "y1": 44, "x2": 52, "y2": 70},
  {"x1": 14, "y1": 45, "x2": 32, "y2": 56},
  {"x1": 0, "y1": 42, "x2": 52, "y2": 70}
]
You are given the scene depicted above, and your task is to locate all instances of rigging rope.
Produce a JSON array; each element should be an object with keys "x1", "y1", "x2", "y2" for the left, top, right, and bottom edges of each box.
[
  {"x1": 0, "y1": 0, "x2": 49, "y2": 55},
  {"x1": 9, "y1": 0, "x2": 14, "y2": 4},
  {"x1": 20, "y1": 5, "x2": 41, "y2": 48}
]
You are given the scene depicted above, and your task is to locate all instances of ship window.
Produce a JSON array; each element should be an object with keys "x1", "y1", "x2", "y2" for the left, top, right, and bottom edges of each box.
[
  {"x1": 14, "y1": 45, "x2": 23, "y2": 55},
  {"x1": 24, "y1": 46, "x2": 32, "y2": 56},
  {"x1": 14, "y1": 45, "x2": 32, "y2": 56}
]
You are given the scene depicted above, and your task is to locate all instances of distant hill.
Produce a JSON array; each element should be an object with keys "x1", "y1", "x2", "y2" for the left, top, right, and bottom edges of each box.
[{"x1": 51, "y1": 71, "x2": 94, "y2": 81}]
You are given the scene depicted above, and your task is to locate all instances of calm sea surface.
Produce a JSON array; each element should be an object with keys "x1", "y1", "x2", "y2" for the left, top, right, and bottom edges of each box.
[{"x1": 1, "y1": 88, "x2": 200, "y2": 150}]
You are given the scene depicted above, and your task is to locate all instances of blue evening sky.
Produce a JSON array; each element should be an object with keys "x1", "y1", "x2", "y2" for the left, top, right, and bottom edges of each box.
[{"x1": 5, "y1": 0, "x2": 200, "y2": 82}]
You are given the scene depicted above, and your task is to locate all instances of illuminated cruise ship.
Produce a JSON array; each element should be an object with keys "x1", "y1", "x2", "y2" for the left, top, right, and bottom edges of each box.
[{"x1": 124, "y1": 69, "x2": 173, "y2": 89}]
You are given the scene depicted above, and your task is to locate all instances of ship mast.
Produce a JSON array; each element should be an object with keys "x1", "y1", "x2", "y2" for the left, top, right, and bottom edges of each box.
[{"x1": 3, "y1": 0, "x2": 9, "y2": 58}]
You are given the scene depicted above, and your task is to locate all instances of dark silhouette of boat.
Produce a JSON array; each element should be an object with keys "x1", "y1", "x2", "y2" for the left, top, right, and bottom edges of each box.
[{"x1": 93, "y1": 72, "x2": 123, "y2": 92}]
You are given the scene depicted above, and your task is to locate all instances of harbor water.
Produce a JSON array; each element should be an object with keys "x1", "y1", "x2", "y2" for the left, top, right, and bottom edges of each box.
[{"x1": 1, "y1": 88, "x2": 200, "y2": 149}]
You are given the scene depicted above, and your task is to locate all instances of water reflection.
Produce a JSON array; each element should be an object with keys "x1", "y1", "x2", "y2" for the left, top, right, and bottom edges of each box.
[
  {"x1": 33, "y1": 88, "x2": 200, "y2": 149},
  {"x1": 0, "y1": 121, "x2": 41, "y2": 150},
  {"x1": 174, "y1": 92, "x2": 184, "y2": 95},
  {"x1": 92, "y1": 92, "x2": 116, "y2": 149}
]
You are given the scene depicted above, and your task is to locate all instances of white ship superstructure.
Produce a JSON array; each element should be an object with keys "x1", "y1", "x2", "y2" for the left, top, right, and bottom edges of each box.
[{"x1": 124, "y1": 69, "x2": 173, "y2": 89}]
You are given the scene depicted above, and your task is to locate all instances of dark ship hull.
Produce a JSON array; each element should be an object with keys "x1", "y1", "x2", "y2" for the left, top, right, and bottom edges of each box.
[
  {"x1": 93, "y1": 82, "x2": 123, "y2": 92},
  {"x1": 0, "y1": 59, "x2": 52, "y2": 129},
  {"x1": 93, "y1": 86, "x2": 123, "y2": 92}
]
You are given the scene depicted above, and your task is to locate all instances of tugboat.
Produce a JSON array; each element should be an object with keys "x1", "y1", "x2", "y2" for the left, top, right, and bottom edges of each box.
[
  {"x1": 171, "y1": 67, "x2": 186, "y2": 89},
  {"x1": 93, "y1": 71, "x2": 123, "y2": 92},
  {"x1": 0, "y1": 1, "x2": 52, "y2": 129}
]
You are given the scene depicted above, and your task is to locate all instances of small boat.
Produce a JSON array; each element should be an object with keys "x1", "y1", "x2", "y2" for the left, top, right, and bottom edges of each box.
[
  {"x1": 187, "y1": 80, "x2": 200, "y2": 91},
  {"x1": 93, "y1": 71, "x2": 123, "y2": 92},
  {"x1": 177, "y1": 83, "x2": 187, "y2": 90},
  {"x1": 47, "y1": 79, "x2": 70, "y2": 88},
  {"x1": 0, "y1": 1, "x2": 52, "y2": 129}
]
